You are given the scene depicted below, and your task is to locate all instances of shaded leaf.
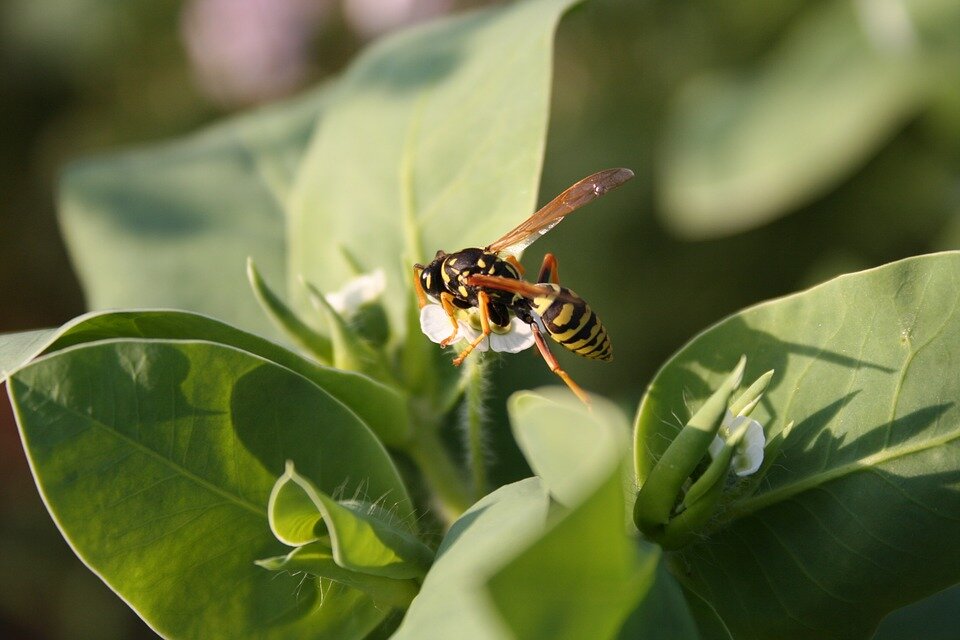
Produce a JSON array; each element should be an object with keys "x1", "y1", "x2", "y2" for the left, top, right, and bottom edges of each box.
[
  {"x1": 635, "y1": 252, "x2": 960, "y2": 639},
  {"x1": 247, "y1": 258, "x2": 333, "y2": 364},
  {"x1": 59, "y1": 84, "x2": 331, "y2": 338},
  {"x1": 659, "y1": 0, "x2": 960, "y2": 238},
  {"x1": 289, "y1": 0, "x2": 582, "y2": 335}
]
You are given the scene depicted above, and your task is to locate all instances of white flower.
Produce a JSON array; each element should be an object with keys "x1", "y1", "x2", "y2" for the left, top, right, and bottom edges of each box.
[
  {"x1": 325, "y1": 270, "x2": 386, "y2": 316},
  {"x1": 708, "y1": 410, "x2": 765, "y2": 477},
  {"x1": 419, "y1": 303, "x2": 534, "y2": 354}
]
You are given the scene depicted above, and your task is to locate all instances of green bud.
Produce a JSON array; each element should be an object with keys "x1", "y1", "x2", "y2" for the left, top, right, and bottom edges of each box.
[
  {"x1": 728, "y1": 369, "x2": 774, "y2": 417},
  {"x1": 634, "y1": 356, "x2": 745, "y2": 540},
  {"x1": 302, "y1": 278, "x2": 397, "y2": 385},
  {"x1": 247, "y1": 258, "x2": 332, "y2": 364}
]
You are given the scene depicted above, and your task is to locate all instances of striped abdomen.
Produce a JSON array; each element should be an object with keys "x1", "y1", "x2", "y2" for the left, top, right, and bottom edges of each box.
[{"x1": 530, "y1": 284, "x2": 612, "y2": 361}]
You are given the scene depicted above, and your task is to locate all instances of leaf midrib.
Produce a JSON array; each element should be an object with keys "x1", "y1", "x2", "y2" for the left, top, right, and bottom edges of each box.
[
  {"x1": 15, "y1": 378, "x2": 265, "y2": 517},
  {"x1": 730, "y1": 423, "x2": 960, "y2": 518}
]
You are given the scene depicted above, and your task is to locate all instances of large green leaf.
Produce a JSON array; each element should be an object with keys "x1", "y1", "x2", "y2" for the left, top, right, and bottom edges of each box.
[
  {"x1": 289, "y1": 0, "x2": 581, "y2": 335},
  {"x1": 507, "y1": 388, "x2": 630, "y2": 507},
  {"x1": 659, "y1": 0, "x2": 959, "y2": 238},
  {"x1": 487, "y1": 471, "x2": 657, "y2": 640},
  {"x1": 9, "y1": 339, "x2": 412, "y2": 639},
  {"x1": 494, "y1": 389, "x2": 697, "y2": 640},
  {"x1": 392, "y1": 478, "x2": 552, "y2": 639},
  {"x1": 59, "y1": 85, "x2": 331, "y2": 339},
  {"x1": 394, "y1": 390, "x2": 697, "y2": 639},
  {"x1": 1, "y1": 309, "x2": 410, "y2": 448},
  {"x1": 635, "y1": 252, "x2": 960, "y2": 639}
]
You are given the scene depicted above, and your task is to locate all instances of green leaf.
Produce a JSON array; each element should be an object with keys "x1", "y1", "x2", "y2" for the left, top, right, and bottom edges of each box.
[
  {"x1": 635, "y1": 252, "x2": 960, "y2": 639},
  {"x1": 392, "y1": 478, "x2": 552, "y2": 639},
  {"x1": 247, "y1": 258, "x2": 333, "y2": 364},
  {"x1": 0, "y1": 328, "x2": 56, "y2": 381},
  {"x1": 59, "y1": 84, "x2": 331, "y2": 339},
  {"x1": 7, "y1": 309, "x2": 411, "y2": 448},
  {"x1": 9, "y1": 339, "x2": 412, "y2": 639},
  {"x1": 256, "y1": 542, "x2": 419, "y2": 610},
  {"x1": 289, "y1": 0, "x2": 581, "y2": 336},
  {"x1": 267, "y1": 462, "x2": 432, "y2": 579},
  {"x1": 659, "y1": 0, "x2": 958, "y2": 238},
  {"x1": 494, "y1": 389, "x2": 695, "y2": 640},
  {"x1": 507, "y1": 388, "x2": 631, "y2": 507},
  {"x1": 486, "y1": 472, "x2": 657, "y2": 640}
]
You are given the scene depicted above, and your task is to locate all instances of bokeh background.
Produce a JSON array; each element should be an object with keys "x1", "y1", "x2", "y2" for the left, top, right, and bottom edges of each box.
[{"x1": 1, "y1": 0, "x2": 958, "y2": 637}]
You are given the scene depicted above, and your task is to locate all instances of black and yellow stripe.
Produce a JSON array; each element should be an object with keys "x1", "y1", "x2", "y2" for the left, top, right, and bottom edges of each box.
[{"x1": 531, "y1": 284, "x2": 612, "y2": 361}]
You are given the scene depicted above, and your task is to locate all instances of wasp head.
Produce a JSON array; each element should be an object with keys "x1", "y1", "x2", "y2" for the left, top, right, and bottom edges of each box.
[{"x1": 415, "y1": 250, "x2": 447, "y2": 298}]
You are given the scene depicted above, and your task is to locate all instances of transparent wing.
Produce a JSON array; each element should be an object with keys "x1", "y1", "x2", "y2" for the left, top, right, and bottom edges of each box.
[{"x1": 486, "y1": 168, "x2": 634, "y2": 257}]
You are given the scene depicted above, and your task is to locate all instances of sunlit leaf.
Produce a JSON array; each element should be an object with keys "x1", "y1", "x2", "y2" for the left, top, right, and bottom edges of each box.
[
  {"x1": 2, "y1": 309, "x2": 411, "y2": 449},
  {"x1": 507, "y1": 388, "x2": 630, "y2": 507},
  {"x1": 0, "y1": 329, "x2": 56, "y2": 381},
  {"x1": 267, "y1": 462, "x2": 432, "y2": 579},
  {"x1": 392, "y1": 478, "x2": 551, "y2": 639},
  {"x1": 9, "y1": 339, "x2": 411, "y2": 639},
  {"x1": 256, "y1": 542, "x2": 419, "y2": 609}
]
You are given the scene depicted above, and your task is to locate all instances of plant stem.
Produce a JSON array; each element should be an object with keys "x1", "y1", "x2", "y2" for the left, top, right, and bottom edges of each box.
[
  {"x1": 406, "y1": 426, "x2": 471, "y2": 528},
  {"x1": 463, "y1": 355, "x2": 487, "y2": 501}
]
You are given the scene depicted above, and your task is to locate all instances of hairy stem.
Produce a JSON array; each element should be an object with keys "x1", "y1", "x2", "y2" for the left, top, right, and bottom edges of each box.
[{"x1": 463, "y1": 355, "x2": 488, "y2": 501}]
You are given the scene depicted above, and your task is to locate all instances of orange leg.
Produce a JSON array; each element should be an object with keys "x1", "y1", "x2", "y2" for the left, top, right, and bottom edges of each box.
[
  {"x1": 413, "y1": 265, "x2": 428, "y2": 308},
  {"x1": 452, "y1": 291, "x2": 492, "y2": 366},
  {"x1": 530, "y1": 322, "x2": 590, "y2": 406},
  {"x1": 439, "y1": 292, "x2": 461, "y2": 347},
  {"x1": 537, "y1": 252, "x2": 560, "y2": 284},
  {"x1": 505, "y1": 254, "x2": 526, "y2": 276}
]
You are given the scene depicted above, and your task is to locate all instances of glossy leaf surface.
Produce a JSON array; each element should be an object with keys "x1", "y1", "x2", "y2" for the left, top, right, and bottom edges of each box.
[{"x1": 9, "y1": 339, "x2": 410, "y2": 639}]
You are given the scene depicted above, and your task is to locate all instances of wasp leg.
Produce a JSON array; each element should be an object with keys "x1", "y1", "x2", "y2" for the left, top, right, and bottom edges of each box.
[
  {"x1": 537, "y1": 252, "x2": 560, "y2": 284},
  {"x1": 504, "y1": 254, "x2": 526, "y2": 276},
  {"x1": 530, "y1": 322, "x2": 591, "y2": 405},
  {"x1": 438, "y1": 292, "x2": 462, "y2": 347},
  {"x1": 452, "y1": 290, "x2": 492, "y2": 366},
  {"x1": 413, "y1": 265, "x2": 428, "y2": 309}
]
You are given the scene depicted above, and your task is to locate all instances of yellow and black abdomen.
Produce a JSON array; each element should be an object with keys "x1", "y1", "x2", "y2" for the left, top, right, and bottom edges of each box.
[{"x1": 530, "y1": 284, "x2": 612, "y2": 361}]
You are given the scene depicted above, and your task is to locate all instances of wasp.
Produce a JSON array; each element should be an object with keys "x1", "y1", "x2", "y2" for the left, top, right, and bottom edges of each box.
[{"x1": 413, "y1": 168, "x2": 634, "y2": 404}]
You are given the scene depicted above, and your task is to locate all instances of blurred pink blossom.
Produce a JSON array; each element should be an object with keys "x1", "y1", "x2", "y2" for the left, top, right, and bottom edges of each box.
[
  {"x1": 343, "y1": 0, "x2": 452, "y2": 39},
  {"x1": 181, "y1": 0, "x2": 330, "y2": 106}
]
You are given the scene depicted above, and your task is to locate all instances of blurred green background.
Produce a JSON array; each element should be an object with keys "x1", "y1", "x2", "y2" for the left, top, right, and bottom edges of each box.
[{"x1": 1, "y1": 0, "x2": 958, "y2": 637}]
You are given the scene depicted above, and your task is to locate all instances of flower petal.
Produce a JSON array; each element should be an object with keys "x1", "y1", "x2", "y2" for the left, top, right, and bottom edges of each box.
[
  {"x1": 732, "y1": 418, "x2": 765, "y2": 476},
  {"x1": 488, "y1": 317, "x2": 535, "y2": 353},
  {"x1": 326, "y1": 269, "x2": 386, "y2": 315},
  {"x1": 708, "y1": 435, "x2": 725, "y2": 460},
  {"x1": 419, "y1": 304, "x2": 463, "y2": 345}
]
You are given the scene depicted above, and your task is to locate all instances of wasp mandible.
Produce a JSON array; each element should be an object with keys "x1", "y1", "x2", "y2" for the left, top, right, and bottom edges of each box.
[{"x1": 413, "y1": 168, "x2": 634, "y2": 404}]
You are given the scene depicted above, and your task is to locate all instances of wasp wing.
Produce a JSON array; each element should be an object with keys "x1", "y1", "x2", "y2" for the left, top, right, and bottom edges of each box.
[{"x1": 486, "y1": 168, "x2": 633, "y2": 257}]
